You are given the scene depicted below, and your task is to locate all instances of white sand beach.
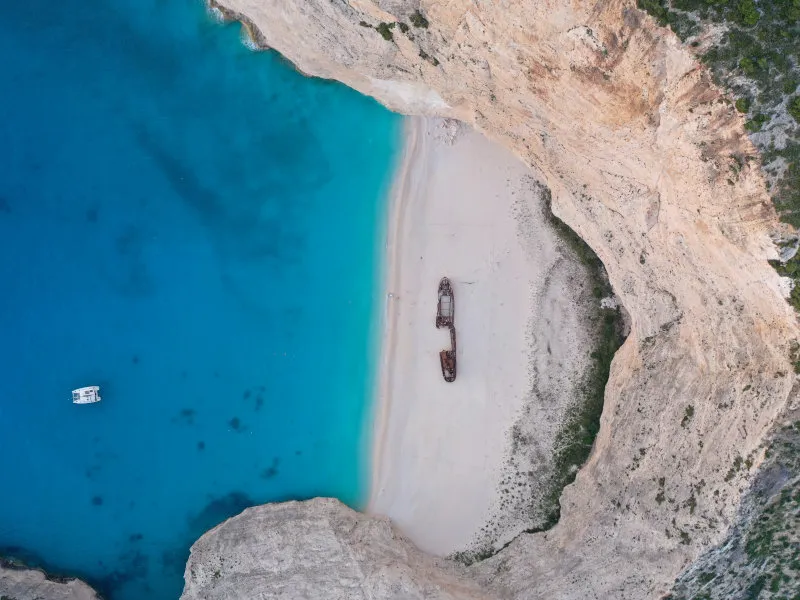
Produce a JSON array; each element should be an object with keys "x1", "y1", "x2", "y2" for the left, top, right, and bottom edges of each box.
[{"x1": 369, "y1": 117, "x2": 597, "y2": 556}]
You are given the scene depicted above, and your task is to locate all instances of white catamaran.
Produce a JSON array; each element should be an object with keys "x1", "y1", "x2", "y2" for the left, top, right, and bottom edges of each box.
[{"x1": 72, "y1": 386, "x2": 101, "y2": 404}]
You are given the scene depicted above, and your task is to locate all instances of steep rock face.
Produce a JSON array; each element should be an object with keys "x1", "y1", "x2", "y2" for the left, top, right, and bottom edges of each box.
[
  {"x1": 180, "y1": 498, "x2": 490, "y2": 600},
  {"x1": 0, "y1": 564, "x2": 99, "y2": 600},
  {"x1": 207, "y1": 0, "x2": 800, "y2": 599}
]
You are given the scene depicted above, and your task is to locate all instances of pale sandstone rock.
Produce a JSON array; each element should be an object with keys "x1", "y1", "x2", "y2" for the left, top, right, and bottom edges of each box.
[
  {"x1": 202, "y1": 0, "x2": 800, "y2": 599},
  {"x1": 180, "y1": 498, "x2": 490, "y2": 600},
  {"x1": 0, "y1": 564, "x2": 99, "y2": 600}
]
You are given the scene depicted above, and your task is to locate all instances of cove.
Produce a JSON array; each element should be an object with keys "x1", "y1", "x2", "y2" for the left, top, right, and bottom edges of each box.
[{"x1": 0, "y1": 1, "x2": 401, "y2": 598}]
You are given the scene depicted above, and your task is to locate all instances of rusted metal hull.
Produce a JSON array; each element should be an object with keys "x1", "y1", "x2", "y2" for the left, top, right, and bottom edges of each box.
[
  {"x1": 440, "y1": 349, "x2": 456, "y2": 382},
  {"x1": 436, "y1": 277, "x2": 457, "y2": 383}
]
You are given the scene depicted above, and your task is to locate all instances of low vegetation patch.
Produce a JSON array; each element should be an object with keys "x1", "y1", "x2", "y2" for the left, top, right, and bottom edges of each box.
[
  {"x1": 450, "y1": 183, "x2": 625, "y2": 566},
  {"x1": 538, "y1": 189, "x2": 626, "y2": 529},
  {"x1": 409, "y1": 9, "x2": 429, "y2": 28},
  {"x1": 789, "y1": 94, "x2": 800, "y2": 122},
  {"x1": 376, "y1": 22, "x2": 394, "y2": 41},
  {"x1": 450, "y1": 546, "x2": 494, "y2": 567},
  {"x1": 769, "y1": 251, "x2": 800, "y2": 312},
  {"x1": 681, "y1": 404, "x2": 695, "y2": 428}
]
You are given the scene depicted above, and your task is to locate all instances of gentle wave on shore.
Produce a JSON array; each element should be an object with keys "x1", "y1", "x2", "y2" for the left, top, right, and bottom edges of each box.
[{"x1": 0, "y1": 0, "x2": 400, "y2": 598}]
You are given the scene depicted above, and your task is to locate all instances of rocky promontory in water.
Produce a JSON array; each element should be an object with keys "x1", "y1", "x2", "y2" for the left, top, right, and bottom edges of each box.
[
  {"x1": 179, "y1": 498, "x2": 489, "y2": 600},
  {"x1": 0, "y1": 559, "x2": 100, "y2": 600}
]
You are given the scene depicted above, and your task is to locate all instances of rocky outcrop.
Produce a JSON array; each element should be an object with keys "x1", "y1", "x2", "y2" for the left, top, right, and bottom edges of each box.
[
  {"x1": 202, "y1": 0, "x2": 800, "y2": 599},
  {"x1": 180, "y1": 498, "x2": 490, "y2": 600},
  {"x1": 0, "y1": 563, "x2": 99, "y2": 600}
]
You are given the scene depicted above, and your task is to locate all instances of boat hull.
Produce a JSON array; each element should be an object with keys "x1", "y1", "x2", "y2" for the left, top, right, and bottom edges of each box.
[
  {"x1": 440, "y1": 349, "x2": 456, "y2": 382},
  {"x1": 435, "y1": 277, "x2": 455, "y2": 329},
  {"x1": 435, "y1": 277, "x2": 457, "y2": 383},
  {"x1": 72, "y1": 386, "x2": 102, "y2": 404}
]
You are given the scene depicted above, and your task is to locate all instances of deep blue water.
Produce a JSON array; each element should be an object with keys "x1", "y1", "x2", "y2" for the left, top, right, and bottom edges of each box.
[{"x1": 0, "y1": 1, "x2": 400, "y2": 598}]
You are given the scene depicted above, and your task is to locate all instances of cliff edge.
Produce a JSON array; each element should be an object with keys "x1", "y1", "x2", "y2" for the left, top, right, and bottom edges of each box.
[
  {"x1": 0, "y1": 563, "x2": 100, "y2": 600},
  {"x1": 180, "y1": 498, "x2": 489, "y2": 600}
]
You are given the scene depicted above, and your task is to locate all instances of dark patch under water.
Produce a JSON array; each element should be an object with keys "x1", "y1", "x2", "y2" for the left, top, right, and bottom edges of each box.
[
  {"x1": 261, "y1": 457, "x2": 281, "y2": 480},
  {"x1": 187, "y1": 492, "x2": 254, "y2": 536}
]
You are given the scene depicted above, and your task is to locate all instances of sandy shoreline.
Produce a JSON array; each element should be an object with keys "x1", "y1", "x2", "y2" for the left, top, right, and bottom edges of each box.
[
  {"x1": 368, "y1": 118, "x2": 422, "y2": 503},
  {"x1": 368, "y1": 117, "x2": 598, "y2": 556}
]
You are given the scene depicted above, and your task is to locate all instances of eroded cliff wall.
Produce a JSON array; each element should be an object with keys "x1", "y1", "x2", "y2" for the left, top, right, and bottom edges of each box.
[
  {"x1": 0, "y1": 563, "x2": 100, "y2": 600},
  {"x1": 180, "y1": 498, "x2": 490, "y2": 600},
  {"x1": 202, "y1": 0, "x2": 800, "y2": 598}
]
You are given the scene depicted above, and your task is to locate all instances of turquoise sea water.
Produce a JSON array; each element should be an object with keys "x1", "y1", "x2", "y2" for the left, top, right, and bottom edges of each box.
[{"x1": 0, "y1": 1, "x2": 400, "y2": 598}]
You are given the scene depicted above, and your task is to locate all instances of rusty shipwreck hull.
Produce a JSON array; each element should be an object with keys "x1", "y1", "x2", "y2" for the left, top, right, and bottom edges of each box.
[{"x1": 436, "y1": 277, "x2": 457, "y2": 382}]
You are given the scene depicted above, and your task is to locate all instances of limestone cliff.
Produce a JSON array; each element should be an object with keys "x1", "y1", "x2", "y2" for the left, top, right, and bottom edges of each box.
[
  {"x1": 200, "y1": 0, "x2": 800, "y2": 598},
  {"x1": 0, "y1": 563, "x2": 99, "y2": 600},
  {"x1": 180, "y1": 498, "x2": 490, "y2": 600}
]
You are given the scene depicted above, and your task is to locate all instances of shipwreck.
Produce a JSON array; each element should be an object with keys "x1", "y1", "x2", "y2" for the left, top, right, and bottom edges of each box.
[{"x1": 436, "y1": 277, "x2": 457, "y2": 382}]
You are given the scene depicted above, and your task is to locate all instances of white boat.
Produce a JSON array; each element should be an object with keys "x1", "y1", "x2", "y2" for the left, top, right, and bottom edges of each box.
[{"x1": 72, "y1": 386, "x2": 101, "y2": 404}]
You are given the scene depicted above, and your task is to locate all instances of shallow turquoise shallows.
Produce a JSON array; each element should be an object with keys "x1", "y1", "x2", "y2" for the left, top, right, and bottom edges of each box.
[{"x1": 0, "y1": 1, "x2": 400, "y2": 598}]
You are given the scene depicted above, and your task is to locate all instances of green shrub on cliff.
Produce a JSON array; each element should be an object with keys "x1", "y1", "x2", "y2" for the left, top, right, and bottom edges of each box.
[
  {"x1": 376, "y1": 22, "x2": 393, "y2": 41},
  {"x1": 637, "y1": 0, "x2": 669, "y2": 25},
  {"x1": 744, "y1": 113, "x2": 768, "y2": 131},
  {"x1": 409, "y1": 10, "x2": 429, "y2": 28},
  {"x1": 735, "y1": 0, "x2": 760, "y2": 25},
  {"x1": 790, "y1": 95, "x2": 800, "y2": 122},
  {"x1": 735, "y1": 97, "x2": 751, "y2": 112}
]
